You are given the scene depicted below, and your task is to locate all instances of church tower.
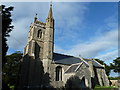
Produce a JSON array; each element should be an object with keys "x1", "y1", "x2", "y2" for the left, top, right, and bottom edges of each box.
[
  {"x1": 24, "y1": 3, "x2": 54, "y2": 73},
  {"x1": 43, "y1": 3, "x2": 54, "y2": 73}
]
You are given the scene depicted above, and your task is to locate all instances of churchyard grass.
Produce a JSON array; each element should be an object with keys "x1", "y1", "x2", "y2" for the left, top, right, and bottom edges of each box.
[{"x1": 94, "y1": 86, "x2": 118, "y2": 90}]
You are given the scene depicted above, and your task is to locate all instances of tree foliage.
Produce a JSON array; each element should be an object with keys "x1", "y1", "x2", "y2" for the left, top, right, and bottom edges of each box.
[
  {"x1": 15, "y1": 54, "x2": 54, "y2": 89},
  {"x1": 1, "y1": 5, "x2": 14, "y2": 66},
  {"x1": 109, "y1": 76, "x2": 120, "y2": 80},
  {"x1": 110, "y1": 57, "x2": 120, "y2": 74},
  {"x1": 3, "y1": 51, "x2": 23, "y2": 86}
]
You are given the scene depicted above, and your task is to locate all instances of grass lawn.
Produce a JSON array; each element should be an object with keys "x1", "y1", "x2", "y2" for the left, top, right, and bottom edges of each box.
[{"x1": 94, "y1": 86, "x2": 118, "y2": 90}]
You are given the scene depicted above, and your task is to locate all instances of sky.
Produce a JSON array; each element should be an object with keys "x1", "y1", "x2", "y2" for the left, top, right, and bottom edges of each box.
[{"x1": 2, "y1": 2, "x2": 119, "y2": 76}]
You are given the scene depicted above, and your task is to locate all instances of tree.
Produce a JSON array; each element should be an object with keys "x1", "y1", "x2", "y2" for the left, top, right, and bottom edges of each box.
[
  {"x1": 16, "y1": 54, "x2": 54, "y2": 89},
  {"x1": 110, "y1": 57, "x2": 120, "y2": 76},
  {"x1": 65, "y1": 76, "x2": 91, "y2": 90},
  {"x1": 1, "y1": 5, "x2": 14, "y2": 66},
  {"x1": 94, "y1": 59, "x2": 111, "y2": 76},
  {"x1": 2, "y1": 51, "x2": 23, "y2": 89}
]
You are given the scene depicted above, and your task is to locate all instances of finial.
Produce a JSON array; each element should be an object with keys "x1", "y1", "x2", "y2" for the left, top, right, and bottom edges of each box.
[
  {"x1": 35, "y1": 13, "x2": 37, "y2": 17},
  {"x1": 34, "y1": 13, "x2": 37, "y2": 23},
  {"x1": 79, "y1": 54, "x2": 81, "y2": 57},
  {"x1": 50, "y1": 0, "x2": 52, "y2": 6}
]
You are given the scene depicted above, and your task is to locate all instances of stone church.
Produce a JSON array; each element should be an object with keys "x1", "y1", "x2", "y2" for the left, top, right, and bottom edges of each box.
[{"x1": 17, "y1": 4, "x2": 109, "y2": 89}]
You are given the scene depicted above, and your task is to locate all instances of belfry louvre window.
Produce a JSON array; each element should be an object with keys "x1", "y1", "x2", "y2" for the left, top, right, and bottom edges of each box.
[
  {"x1": 56, "y1": 66, "x2": 62, "y2": 81},
  {"x1": 37, "y1": 29, "x2": 42, "y2": 38}
]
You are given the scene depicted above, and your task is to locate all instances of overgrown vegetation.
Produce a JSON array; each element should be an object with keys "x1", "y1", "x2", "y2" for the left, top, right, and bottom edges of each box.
[
  {"x1": 94, "y1": 85, "x2": 118, "y2": 90},
  {"x1": 2, "y1": 51, "x2": 23, "y2": 90},
  {"x1": 1, "y1": 5, "x2": 14, "y2": 66},
  {"x1": 1, "y1": 4, "x2": 14, "y2": 90},
  {"x1": 94, "y1": 86, "x2": 118, "y2": 90},
  {"x1": 109, "y1": 76, "x2": 120, "y2": 80},
  {"x1": 110, "y1": 57, "x2": 120, "y2": 76}
]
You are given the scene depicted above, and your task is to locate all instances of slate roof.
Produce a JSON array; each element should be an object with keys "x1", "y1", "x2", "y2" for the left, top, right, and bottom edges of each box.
[
  {"x1": 53, "y1": 53, "x2": 104, "y2": 68},
  {"x1": 53, "y1": 53, "x2": 82, "y2": 65}
]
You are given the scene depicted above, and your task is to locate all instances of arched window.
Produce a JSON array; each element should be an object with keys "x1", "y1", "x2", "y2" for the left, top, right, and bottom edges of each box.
[
  {"x1": 56, "y1": 66, "x2": 62, "y2": 81},
  {"x1": 37, "y1": 29, "x2": 42, "y2": 38}
]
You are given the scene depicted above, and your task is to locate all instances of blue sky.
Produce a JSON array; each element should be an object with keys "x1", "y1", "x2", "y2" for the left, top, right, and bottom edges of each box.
[{"x1": 2, "y1": 2, "x2": 118, "y2": 76}]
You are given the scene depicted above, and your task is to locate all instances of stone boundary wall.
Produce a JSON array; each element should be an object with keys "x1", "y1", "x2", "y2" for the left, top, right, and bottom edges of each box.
[{"x1": 110, "y1": 80, "x2": 120, "y2": 87}]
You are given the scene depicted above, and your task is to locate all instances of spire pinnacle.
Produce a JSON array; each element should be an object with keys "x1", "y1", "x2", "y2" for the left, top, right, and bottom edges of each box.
[
  {"x1": 34, "y1": 13, "x2": 37, "y2": 23},
  {"x1": 47, "y1": 2, "x2": 53, "y2": 19}
]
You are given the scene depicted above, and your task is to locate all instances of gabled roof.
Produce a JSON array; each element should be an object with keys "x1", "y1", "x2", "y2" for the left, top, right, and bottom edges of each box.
[{"x1": 53, "y1": 53, "x2": 104, "y2": 68}]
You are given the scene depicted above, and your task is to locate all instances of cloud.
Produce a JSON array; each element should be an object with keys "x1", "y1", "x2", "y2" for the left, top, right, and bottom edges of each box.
[
  {"x1": 95, "y1": 50, "x2": 118, "y2": 64},
  {"x1": 4, "y1": 2, "x2": 118, "y2": 64},
  {"x1": 66, "y1": 29, "x2": 117, "y2": 57},
  {"x1": 4, "y1": 2, "x2": 89, "y2": 54},
  {"x1": 7, "y1": 17, "x2": 31, "y2": 51},
  {"x1": 54, "y1": 3, "x2": 89, "y2": 43},
  {"x1": 55, "y1": 29, "x2": 118, "y2": 64},
  {"x1": 54, "y1": 5, "x2": 118, "y2": 63}
]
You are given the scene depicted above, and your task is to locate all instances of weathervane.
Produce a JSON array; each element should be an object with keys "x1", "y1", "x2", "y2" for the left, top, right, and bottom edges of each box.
[
  {"x1": 79, "y1": 54, "x2": 81, "y2": 57},
  {"x1": 35, "y1": 13, "x2": 37, "y2": 18},
  {"x1": 50, "y1": 0, "x2": 52, "y2": 6}
]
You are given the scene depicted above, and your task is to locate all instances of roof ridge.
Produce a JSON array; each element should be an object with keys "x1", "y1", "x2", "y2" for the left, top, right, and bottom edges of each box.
[
  {"x1": 53, "y1": 52, "x2": 74, "y2": 57},
  {"x1": 83, "y1": 58, "x2": 92, "y2": 60},
  {"x1": 54, "y1": 52, "x2": 84, "y2": 59}
]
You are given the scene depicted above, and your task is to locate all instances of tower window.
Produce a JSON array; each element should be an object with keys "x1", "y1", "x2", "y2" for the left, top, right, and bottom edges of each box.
[
  {"x1": 34, "y1": 42, "x2": 40, "y2": 59},
  {"x1": 56, "y1": 66, "x2": 62, "y2": 81},
  {"x1": 37, "y1": 29, "x2": 42, "y2": 38}
]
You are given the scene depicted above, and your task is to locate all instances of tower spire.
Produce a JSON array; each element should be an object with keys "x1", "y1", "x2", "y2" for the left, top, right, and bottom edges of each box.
[{"x1": 47, "y1": 2, "x2": 53, "y2": 19}]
